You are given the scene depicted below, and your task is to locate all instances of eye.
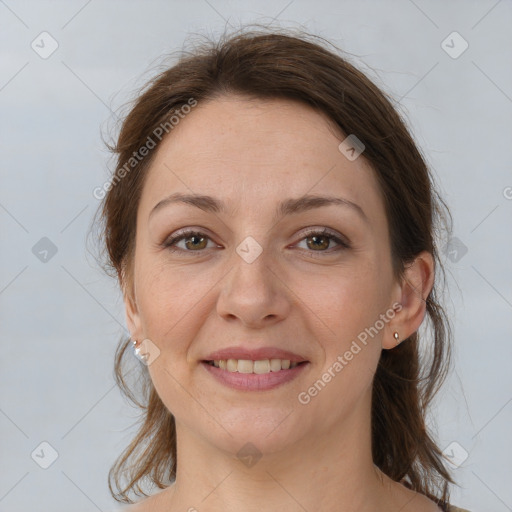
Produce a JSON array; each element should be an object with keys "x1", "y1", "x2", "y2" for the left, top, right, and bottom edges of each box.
[
  {"x1": 295, "y1": 228, "x2": 350, "y2": 254},
  {"x1": 162, "y1": 227, "x2": 350, "y2": 255},
  {"x1": 162, "y1": 230, "x2": 217, "y2": 253}
]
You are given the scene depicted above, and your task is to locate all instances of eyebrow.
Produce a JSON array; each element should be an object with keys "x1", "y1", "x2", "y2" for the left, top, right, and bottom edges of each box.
[{"x1": 149, "y1": 192, "x2": 369, "y2": 224}]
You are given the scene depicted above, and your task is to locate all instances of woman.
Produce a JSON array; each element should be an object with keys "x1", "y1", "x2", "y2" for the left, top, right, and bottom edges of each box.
[{"x1": 98, "y1": 28, "x2": 471, "y2": 512}]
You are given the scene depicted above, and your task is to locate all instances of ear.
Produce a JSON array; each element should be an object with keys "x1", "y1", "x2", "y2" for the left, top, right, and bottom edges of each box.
[
  {"x1": 382, "y1": 251, "x2": 435, "y2": 350},
  {"x1": 123, "y1": 278, "x2": 144, "y2": 342}
]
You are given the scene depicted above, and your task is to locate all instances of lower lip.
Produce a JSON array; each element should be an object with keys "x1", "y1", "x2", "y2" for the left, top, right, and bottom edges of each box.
[{"x1": 201, "y1": 361, "x2": 309, "y2": 391}]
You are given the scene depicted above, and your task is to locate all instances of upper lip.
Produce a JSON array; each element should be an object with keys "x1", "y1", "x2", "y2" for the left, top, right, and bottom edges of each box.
[{"x1": 204, "y1": 346, "x2": 308, "y2": 363}]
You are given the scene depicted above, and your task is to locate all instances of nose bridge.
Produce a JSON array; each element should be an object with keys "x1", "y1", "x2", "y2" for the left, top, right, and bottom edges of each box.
[
  {"x1": 229, "y1": 235, "x2": 275, "y2": 298},
  {"x1": 216, "y1": 234, "x2": 289, "y2": 326}
]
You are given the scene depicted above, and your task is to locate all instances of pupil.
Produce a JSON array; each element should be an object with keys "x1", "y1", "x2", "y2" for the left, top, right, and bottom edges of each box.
[
  {"x1": 310, "y1": 235, "x2": 328, "y2": 250},
  {"x1": 188, "y1": 235, "x2": 206, "y2": 250}
]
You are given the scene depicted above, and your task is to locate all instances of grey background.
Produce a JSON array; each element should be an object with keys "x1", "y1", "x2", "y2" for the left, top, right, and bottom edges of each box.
[{"x1": 1, "y1": 1, "x2": 511, "y2": 511}]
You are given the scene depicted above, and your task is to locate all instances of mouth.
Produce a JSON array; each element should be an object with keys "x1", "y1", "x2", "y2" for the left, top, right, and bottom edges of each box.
[
  {"x1": 200, "y1": 358, "x2": 310, "y2": 391},
  {"x1": 202, "y1": 358, "x2": 309, "y2": 374}
]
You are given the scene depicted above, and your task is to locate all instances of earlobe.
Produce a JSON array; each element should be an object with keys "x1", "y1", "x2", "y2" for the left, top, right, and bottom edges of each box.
[
  {"x1": 383, "y1": 251, "x2": 435, "y2": 350},
  {"x1": 381, "y1": 304, "x2": 404, "y2": 350},
  {"x1": 123, "y1": 289, "x2": 143, "y2": 342}
]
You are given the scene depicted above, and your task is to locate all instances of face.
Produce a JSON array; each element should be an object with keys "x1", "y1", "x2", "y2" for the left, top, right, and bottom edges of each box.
[{"x1": 125, "y1": 95, "x2": 402, "y2": 456}]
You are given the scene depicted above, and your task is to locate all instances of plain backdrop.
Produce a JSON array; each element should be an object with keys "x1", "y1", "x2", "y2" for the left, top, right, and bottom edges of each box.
[{"x1": 1, "y1": 1, "x2": 511, "y2": 511}]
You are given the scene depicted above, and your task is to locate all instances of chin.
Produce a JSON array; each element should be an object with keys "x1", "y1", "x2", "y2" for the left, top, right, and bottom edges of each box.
[{"x1": 203, "y1": 408, "x2": 306, "y2": 457}]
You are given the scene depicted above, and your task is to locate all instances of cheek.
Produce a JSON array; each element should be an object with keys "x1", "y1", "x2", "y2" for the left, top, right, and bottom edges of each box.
[
  {"x1": 134, "y1": 256, "x2": 217, "y2": 354},
  {"x1": 135, "y1": 261, "x2": 211, "y2": 412},
  {"x1": 295, "y1": 265, "x2": 386, "y2": 415},
  {"x1": 300, "y1": 258, "x2": 390, "y2": 382},
  {"x1": 301, "y1": 259, "x2": 386, "y2": 335}
]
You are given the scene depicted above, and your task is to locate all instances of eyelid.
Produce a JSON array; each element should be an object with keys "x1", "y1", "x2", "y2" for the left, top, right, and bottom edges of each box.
[
  {"x1": 296, "y1": 227, "x2": 351, "y2": 248},
  {"x1": 161, "y1": 227, "x2": 218, "y2": 251},
  {"x1": 161, "y1": 226, "x2": 351, "y2": 254}
]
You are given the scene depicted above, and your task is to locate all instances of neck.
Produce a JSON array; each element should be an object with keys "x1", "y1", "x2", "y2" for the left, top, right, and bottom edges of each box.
[{"x1": 154, "y1": 387, "x2": 403, "y2": 512}]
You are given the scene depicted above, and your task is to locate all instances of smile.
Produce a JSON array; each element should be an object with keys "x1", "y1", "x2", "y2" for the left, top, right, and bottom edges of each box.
[
  {"x1": 201, "y1": 359, "x2": 310, "y2": 391},
  {"x1": 205, "y1": 358, "x2": 303, "y2": 373}
]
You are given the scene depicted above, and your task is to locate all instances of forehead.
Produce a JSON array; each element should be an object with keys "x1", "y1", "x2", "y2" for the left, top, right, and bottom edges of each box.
[{"x1": 139, "y1": 95, "x2": 386, "y2": 225}]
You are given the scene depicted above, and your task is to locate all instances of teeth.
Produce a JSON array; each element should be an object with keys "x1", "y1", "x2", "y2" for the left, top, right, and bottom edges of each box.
[
  {"x1": 237, "y1": 359, "x2": 253, "y2": 373},
  {"x1": 209, "y1": 358, "x2": 300, "y2": 373},
  {"x1": 269, "y1": 358, "x2": 282, "y2": 372},
  {"x1": 254, "y1": 360, "x2": 270, "y2": 374}
]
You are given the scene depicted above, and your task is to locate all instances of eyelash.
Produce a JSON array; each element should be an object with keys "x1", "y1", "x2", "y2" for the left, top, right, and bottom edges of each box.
[{"x1": 162, "y1": 228, "x2": 350, "y2": 256}]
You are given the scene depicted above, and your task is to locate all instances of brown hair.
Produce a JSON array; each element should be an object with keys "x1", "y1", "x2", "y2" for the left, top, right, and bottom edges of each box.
[{"x1": 96, "y1": 26, "x2": 455, "y2": 506}]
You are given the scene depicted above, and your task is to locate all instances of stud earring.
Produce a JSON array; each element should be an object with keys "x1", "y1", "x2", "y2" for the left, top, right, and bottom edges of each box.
[{"x1": 393, "y1": 332, "x2": 400, "y2": 345}]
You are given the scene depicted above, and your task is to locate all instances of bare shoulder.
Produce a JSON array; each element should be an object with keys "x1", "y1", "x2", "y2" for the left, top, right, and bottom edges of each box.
[
  {"x1": 118, "y1": 488, "x2": 175, "y2": 512},
  {"x1": 123, "y1": 504, "x2": 145, "y2": 511},
  {"x1": 117, "y1": 498, "x2": 157, "y2": 512},
  {"x1": 402, "y1": 492, "x2": 472, "y2": 512},
  {"x1": 108, "y1": 497, "x2": 153, "y2": 512},
  {"x1": 393, "y1": 484, "x2": 445, "y2": 512},
  {"x1": 386, "y1": 478, "x2": 441, "y2": 512},
  {"x1": 409, "y1": 492, "x2": 445, "y2": 512}
]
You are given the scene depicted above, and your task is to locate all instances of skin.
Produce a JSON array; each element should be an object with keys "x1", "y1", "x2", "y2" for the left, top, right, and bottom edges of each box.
[{"x1": 123, "y1": 95, "x2": 439, "y2": 512}]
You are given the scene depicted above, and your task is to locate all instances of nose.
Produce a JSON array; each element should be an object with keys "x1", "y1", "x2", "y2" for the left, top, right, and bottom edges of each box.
[{"x1": 216, "y1": 246, "x2": 291, "y2": 329}]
